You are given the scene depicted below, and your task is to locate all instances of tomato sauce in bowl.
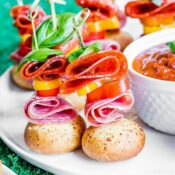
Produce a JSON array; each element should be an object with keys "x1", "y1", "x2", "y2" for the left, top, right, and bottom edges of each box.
[{"x1": 133, "y1": 44, "x2": 175, "y2": 81}]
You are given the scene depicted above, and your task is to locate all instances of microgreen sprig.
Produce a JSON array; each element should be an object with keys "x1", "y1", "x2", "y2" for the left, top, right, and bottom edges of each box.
[{"x1": 28, "y1": 0, "x2": 40, "y2": 50}]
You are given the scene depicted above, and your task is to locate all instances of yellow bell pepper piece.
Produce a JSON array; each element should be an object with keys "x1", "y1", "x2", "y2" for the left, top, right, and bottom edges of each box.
[
  {"x1": 77, "y1": 81, "x2": 103, "y2": 96},
  {"x1": 141, "y1": 15, "x2": 174, "y2": 26},
  {"x1": 21, "y1": 34, "x2": 31, "y2": 44},
  {"x1": 143, "y1": 25, "x2": 161, "y2": 34},
  {"x1": 87, "y1": 16, "x2": 120, "y2": 33},
  {"x1": 33, "y1": 78, "x2": 62, "y2": 91},
  {"x1": 143, "y1": 21, "x2": 175, "y2": 34},
  {"x1": 162, "y1": 22, "x2": 175, "y2": 29}
]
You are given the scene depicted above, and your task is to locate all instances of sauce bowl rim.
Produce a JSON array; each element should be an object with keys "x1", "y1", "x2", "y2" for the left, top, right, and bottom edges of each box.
[{"x1": 124, "y1": 28, "x2": 175, "y2": 85}]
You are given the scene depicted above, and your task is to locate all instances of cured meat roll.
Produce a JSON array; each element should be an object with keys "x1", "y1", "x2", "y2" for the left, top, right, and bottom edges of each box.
[{"x1": 125, "y1": 0, "x2": 175, "y2": 34}]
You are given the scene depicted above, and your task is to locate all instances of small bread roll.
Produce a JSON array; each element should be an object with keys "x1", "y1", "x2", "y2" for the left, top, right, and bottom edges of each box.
[
  {"x1": 24, "y1": 115, "x2": 86, "y2": 154},
  {"x1": 82, "y1": 118, "x2": 145, "y2": 161},
  {"x1": 106, "y1": 30, "x2": 133, "y2": 51},
  {"x1": 60, "y1": 93, "x2": 86, "y2": 111},
  {"x1": 10, "y1": 65, "x2": 33, "y2": 90}
]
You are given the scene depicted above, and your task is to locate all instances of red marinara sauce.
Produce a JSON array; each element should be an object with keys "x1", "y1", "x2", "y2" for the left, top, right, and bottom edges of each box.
[{"x1": 133, "y1": 44, "x2": 175, "y2": 81}]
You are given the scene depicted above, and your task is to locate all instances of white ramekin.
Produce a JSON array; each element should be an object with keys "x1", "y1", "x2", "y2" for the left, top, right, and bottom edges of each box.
[{"x1": 124, "y1": 29, "x2": 175, "y2": 135}]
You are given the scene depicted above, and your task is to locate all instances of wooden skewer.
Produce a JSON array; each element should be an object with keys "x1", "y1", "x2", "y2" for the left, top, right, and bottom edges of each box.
[
  {"x1": 48, "y1": 0, "x2": 66, "y2": 30},
  {"x1": 17, "y1": 0, "x2": 23, "y2": 6}
]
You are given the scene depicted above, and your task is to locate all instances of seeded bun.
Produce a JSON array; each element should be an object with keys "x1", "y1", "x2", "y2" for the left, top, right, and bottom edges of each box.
[
  {"x1": 106, "y1": 30, "x2": 133, "y2": 51},
  {"x1": 82, "y1": 118, "x2": 145, "y2": 161},
  {"x1": 10, "y1": 65, "x2": 33, "y2": 90},
  {"x1": 24, "y1": 115, "x2": 86, "y2": 154}
]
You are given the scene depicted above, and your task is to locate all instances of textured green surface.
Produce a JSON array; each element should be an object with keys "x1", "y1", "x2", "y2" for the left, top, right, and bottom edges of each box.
[
  {"x1": 0, "y1": 0, "x2": 80, "y2": 174},
  {"x1": 0, "y1": 140, "x2": 52, "y2": 175}
]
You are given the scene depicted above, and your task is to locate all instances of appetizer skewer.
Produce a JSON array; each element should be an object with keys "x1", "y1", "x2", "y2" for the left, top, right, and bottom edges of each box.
[
  {"x1": 60, "y1": 12, "x2": 145, "y2": 161},
  {"x1": 75, "y1": 0, "x2": 133, "y2": 51},
  {"x1": 76, "y1": 0, "x2": 126, "y2": 35},
  {"x1": 125, "y1": 0, "x2": 175, "y2": 34},
  {"x1": 10, "y1": 0, "x2": 46, "y2": 61},
  {"x1": 18, "y1": 3, "x2": 89, "y2": 154},
  {"x1": 10, "y1": 0, "x2": 46, "y2": 89},
  {"x1": 62, "y1": 44, "x2": 145, "y2": 161}
]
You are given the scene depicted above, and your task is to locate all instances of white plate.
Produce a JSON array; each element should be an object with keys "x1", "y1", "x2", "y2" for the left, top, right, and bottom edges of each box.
[
  {"x1": 2, "y1": 165, "x2": 16, "y2": 175},
  {"x1": 1, "y1": 67, "x2": 175, "y2": 175},
  {"x1": 0, "y1": 3, "x2": 175, "y2": 174}
]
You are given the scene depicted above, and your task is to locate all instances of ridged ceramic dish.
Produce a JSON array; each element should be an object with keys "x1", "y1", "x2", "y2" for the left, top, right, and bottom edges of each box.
[{"x1": 124, "y1": 28, "x2": 175, "y2": 135}]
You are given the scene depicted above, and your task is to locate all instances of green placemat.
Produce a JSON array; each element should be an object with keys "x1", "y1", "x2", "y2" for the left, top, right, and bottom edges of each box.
[{"x1": 0, "y1": 0, "x2": 80, "y2": 174}]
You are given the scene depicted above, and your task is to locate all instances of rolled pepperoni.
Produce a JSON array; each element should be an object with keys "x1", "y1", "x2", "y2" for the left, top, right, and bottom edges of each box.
[
  {"x1": 125, "y1": 1, "x2": 175, "y2": 19},
  {"x1": 24, "y1": 95, "x2": 77, "y2": 124},
  {"x1": 20, "y1": 55, "x2": 67, "y2": 81},
  {"x1": 61, "y1": 51, "x2": 128, "y2": 94},
  {"x1": 11, "y1": 5, "x2": 30, "y2": 19},
  {"x1": 85, "y1": 90, "x2": 134, "y2": 126},
  {"x1": 10, "y1": 48, "x2": 31, "y2": 63},
  {"x1": 10, "y1": 5, "x2": 46, "y2": 35}
]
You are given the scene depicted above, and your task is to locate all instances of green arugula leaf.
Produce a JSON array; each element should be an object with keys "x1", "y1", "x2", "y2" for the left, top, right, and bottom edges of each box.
[
  {"x1": 17, "y1": 48, "x2": 63, "y2": 71},
  {"x1": 33, "y1": 13, "x2": 76, "y2": 49},
  {"x1": 80, "y1": 42, "x2": 102, "y2": 57},
  {"x1": 68, "y1": 48, "x2": 84, "y2": 63},
  {"x1": 68, "y1": 42, "x2": 102, "y2": 63},
  {"x1": 33, "y1": 9, "x2": 90, "y2": 49},
  {"x1": 167, "y1": 41, "x2": 175, "y2": 53}
]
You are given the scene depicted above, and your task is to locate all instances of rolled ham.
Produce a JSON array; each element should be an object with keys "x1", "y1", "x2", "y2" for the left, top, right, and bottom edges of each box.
[
  {"x1": 24, "y1": 95, "x2": 77, "y2": 124},
  {"x1": 85, "y1": 39, "x2": 120, "y2": 51},
  {"x1": 11, "y1": 41, "x2": 32, "y2": 63},
  {"x1": 11, "y1": 50, "x2": 24, "y2": 63},
  {"x1": 20, "y1": 55, "x2": 67, "y2": 81},
  {"x1": 61, "y1": 51, "x2": 128, "y2": 94},
  {"x1": 85, "y1": 90, "x2": 134, "y2": 126},
  {"x1": 125, "y1": 1, "x2": 175, "y2": 19}
]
